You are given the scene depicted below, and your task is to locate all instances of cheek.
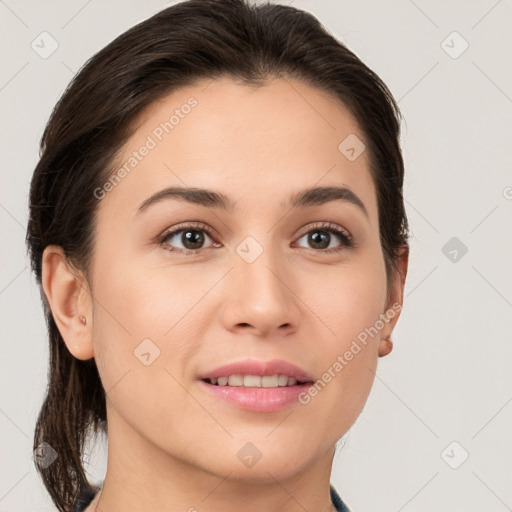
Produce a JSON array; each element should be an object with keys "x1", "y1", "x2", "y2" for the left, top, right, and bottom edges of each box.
[
  {"x1": 294, "y1": 255, "x2": 387, "y2": 424},
  {"x1": 92, "y1": 255, "x2": 201, "y2": 339},
  {"x1": 302, "y1": 249, "x2": 387, "y2": 345},
  {"x1": 90, "y1": 261, "x2": 208, "y2": 447},
  {"x1": 90, "y1": 255, "x2": 213, "y2": 395}
]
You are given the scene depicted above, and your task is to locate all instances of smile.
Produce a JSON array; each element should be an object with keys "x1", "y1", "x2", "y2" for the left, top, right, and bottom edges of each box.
[{"x1": 203, "y1": 374, "x2": 312, "y2": 387}]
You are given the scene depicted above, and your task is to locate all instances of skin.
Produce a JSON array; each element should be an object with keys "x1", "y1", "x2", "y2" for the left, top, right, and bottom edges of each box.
[{"x1": 42, "y1": 76, "x2": 408, "y2": 512}]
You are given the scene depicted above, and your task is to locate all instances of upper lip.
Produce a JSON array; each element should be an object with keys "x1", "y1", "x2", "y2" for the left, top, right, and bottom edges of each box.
[{"x1": 199, "y1": 358, "x2": 315, "y2": 382}]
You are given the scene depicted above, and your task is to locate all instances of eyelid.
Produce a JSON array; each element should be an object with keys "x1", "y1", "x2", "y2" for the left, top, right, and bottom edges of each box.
[
  {"x1": 296, "y1": 221, "x2": 353, "y2": 243},
  {"x1": 159, "y1": 221, "x2": 217, "y2": 240}
]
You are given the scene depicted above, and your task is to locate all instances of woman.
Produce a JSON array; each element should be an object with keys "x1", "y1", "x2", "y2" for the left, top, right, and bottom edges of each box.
[{"x1": 26, "y1": 0, "x2": 409, "y2": 510}]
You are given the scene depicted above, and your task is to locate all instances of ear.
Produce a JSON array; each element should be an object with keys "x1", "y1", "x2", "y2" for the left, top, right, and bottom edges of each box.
[
  {"x1": 41, "y1": 245, "x2": 94, "y2": 360},
  {"x1": 378, "y1": 244, "x2": 409, "y2": 358}
]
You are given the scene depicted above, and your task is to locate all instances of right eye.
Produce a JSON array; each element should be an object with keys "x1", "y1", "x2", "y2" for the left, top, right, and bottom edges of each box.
[{"x1": 158, "y1": 222, "x2": 221, "y2": 254}]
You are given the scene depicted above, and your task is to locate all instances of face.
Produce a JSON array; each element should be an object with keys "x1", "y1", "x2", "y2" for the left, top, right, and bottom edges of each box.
[{"x1": 80, "y1": 77, "x2": 404, "y2": 482}]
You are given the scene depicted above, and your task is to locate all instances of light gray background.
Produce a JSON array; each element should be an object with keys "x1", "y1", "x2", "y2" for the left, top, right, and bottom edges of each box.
[{"x1": 1, "y1": 1, "x2": 511, "y2": 511}]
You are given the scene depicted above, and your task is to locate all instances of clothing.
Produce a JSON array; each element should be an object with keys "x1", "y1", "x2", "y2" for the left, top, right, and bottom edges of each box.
[
  {"x1": 330, "y1": 484, "x2": 350, "y2": 511},
  {"x1": 74, "y1": 483, "x2": 350, "y2": 511},
  {"x1": 73, "y1": 485, "x2": 97, "y2": 511}
]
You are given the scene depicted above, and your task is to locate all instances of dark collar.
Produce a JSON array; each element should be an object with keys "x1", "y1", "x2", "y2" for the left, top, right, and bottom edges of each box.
[{"x1": 330, "y1": 484, "x2": 350, "y2": 511}]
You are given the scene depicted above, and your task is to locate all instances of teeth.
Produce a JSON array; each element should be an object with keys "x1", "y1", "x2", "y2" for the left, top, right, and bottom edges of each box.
[
  {"x1": 244, "y1": 375, "x2": 262, "y2": 387},
  {"x1": 228, "y1": 375, "x2": 243, "y2": 386},
  {"x1": 261, "y1": 375, "x2": 278, "y2": 387},
  {"x1": 278, "y1": 375, "x2": 288, "y2": 386},
  {"x1": 208, "y1": 374, "x2": 302, "y2": 387}
]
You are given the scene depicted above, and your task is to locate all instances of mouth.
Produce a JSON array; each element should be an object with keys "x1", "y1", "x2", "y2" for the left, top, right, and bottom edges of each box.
[
  {"x1": 199, "y1": 374, "x2": 315, "y2": 412},
  {"x1": 201, "y1": 375, "x2": 315, "y2": 387},
  {"x1": 197, "y1": 358, "x2": 316, "y2": 412}
]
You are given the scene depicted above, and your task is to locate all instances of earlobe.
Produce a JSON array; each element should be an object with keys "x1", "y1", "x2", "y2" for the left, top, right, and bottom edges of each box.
[
  {"x1": 378, "y1": 336, "x2": 393, "y2": 357},
  {"x1": 41, "y1": 245, "x2": 94, "y2": 360}
]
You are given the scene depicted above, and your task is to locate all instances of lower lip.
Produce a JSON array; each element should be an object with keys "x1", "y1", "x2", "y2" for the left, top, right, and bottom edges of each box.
[{"x1": 199, "y1": 380, "x2": 312, "y2": 412}]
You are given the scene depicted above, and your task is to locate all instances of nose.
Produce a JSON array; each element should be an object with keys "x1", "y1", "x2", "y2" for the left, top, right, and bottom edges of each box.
[{"x1": 220, "y1": 242, "x2": 301, "y2": 337}]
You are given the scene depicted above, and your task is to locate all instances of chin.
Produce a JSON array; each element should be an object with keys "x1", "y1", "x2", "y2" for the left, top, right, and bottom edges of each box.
[{"x1": 196, "y1": 441, "x2": 319, "y2": 483}]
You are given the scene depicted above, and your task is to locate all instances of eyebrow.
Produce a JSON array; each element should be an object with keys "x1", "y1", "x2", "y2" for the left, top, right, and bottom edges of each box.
[{"x1": 136, "y1": 185, "x2": 368, "y2": 218}]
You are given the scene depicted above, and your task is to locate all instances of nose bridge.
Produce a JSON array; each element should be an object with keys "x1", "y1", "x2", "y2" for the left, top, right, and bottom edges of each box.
[{"x1": 235, "y1": 233, "x2": 289, "y2": 299}]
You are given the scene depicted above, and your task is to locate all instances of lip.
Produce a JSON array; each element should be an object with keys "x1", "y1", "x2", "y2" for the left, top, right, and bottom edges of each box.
[
  {"x1": 199, "y1": 380, "x2": 313, "y2": 412},
  {"x1": 197, "y1": 358, "x2": 315, "y2": 413},
  {"x1": 198, "y1": 358, "x2": 314, "y2": 382}
]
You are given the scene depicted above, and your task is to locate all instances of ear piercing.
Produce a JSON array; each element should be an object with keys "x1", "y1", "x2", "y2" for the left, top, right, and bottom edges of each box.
[{"x1": 79, "y1": 316, "x2": 87, "y2": 325}]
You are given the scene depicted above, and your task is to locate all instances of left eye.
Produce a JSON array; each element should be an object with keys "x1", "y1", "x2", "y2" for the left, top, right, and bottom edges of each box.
[{"x1": 294, "y1": 226, "x2": 351, "y2": 252}]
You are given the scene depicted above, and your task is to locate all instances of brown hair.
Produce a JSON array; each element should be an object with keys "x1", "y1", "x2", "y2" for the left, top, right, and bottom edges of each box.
[{"x1": 26, "y1": 0, "x2": 409, "y2": 509}]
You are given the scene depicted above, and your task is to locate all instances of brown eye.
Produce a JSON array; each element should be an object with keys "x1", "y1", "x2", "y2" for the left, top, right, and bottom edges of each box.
[
  {"x1": 168, "y1": 229, "x2": 207, "y2": 250},
  {"x1": 295, "y1": 223, "x2": 353, "y2": 253},
  {"x1": 159, "y1": 223, "x2": 218, "y2": 254}
]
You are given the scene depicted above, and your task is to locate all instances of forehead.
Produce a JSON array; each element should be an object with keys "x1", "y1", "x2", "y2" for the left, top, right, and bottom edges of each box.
[{"x1": 98, "y1": 76, "x2": 377, "y2": 221}]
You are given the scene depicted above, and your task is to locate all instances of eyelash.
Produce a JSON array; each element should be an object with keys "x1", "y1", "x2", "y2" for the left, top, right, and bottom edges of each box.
[{"x1": 157, "y1": 221, "x2": 355, "y2": 255}]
